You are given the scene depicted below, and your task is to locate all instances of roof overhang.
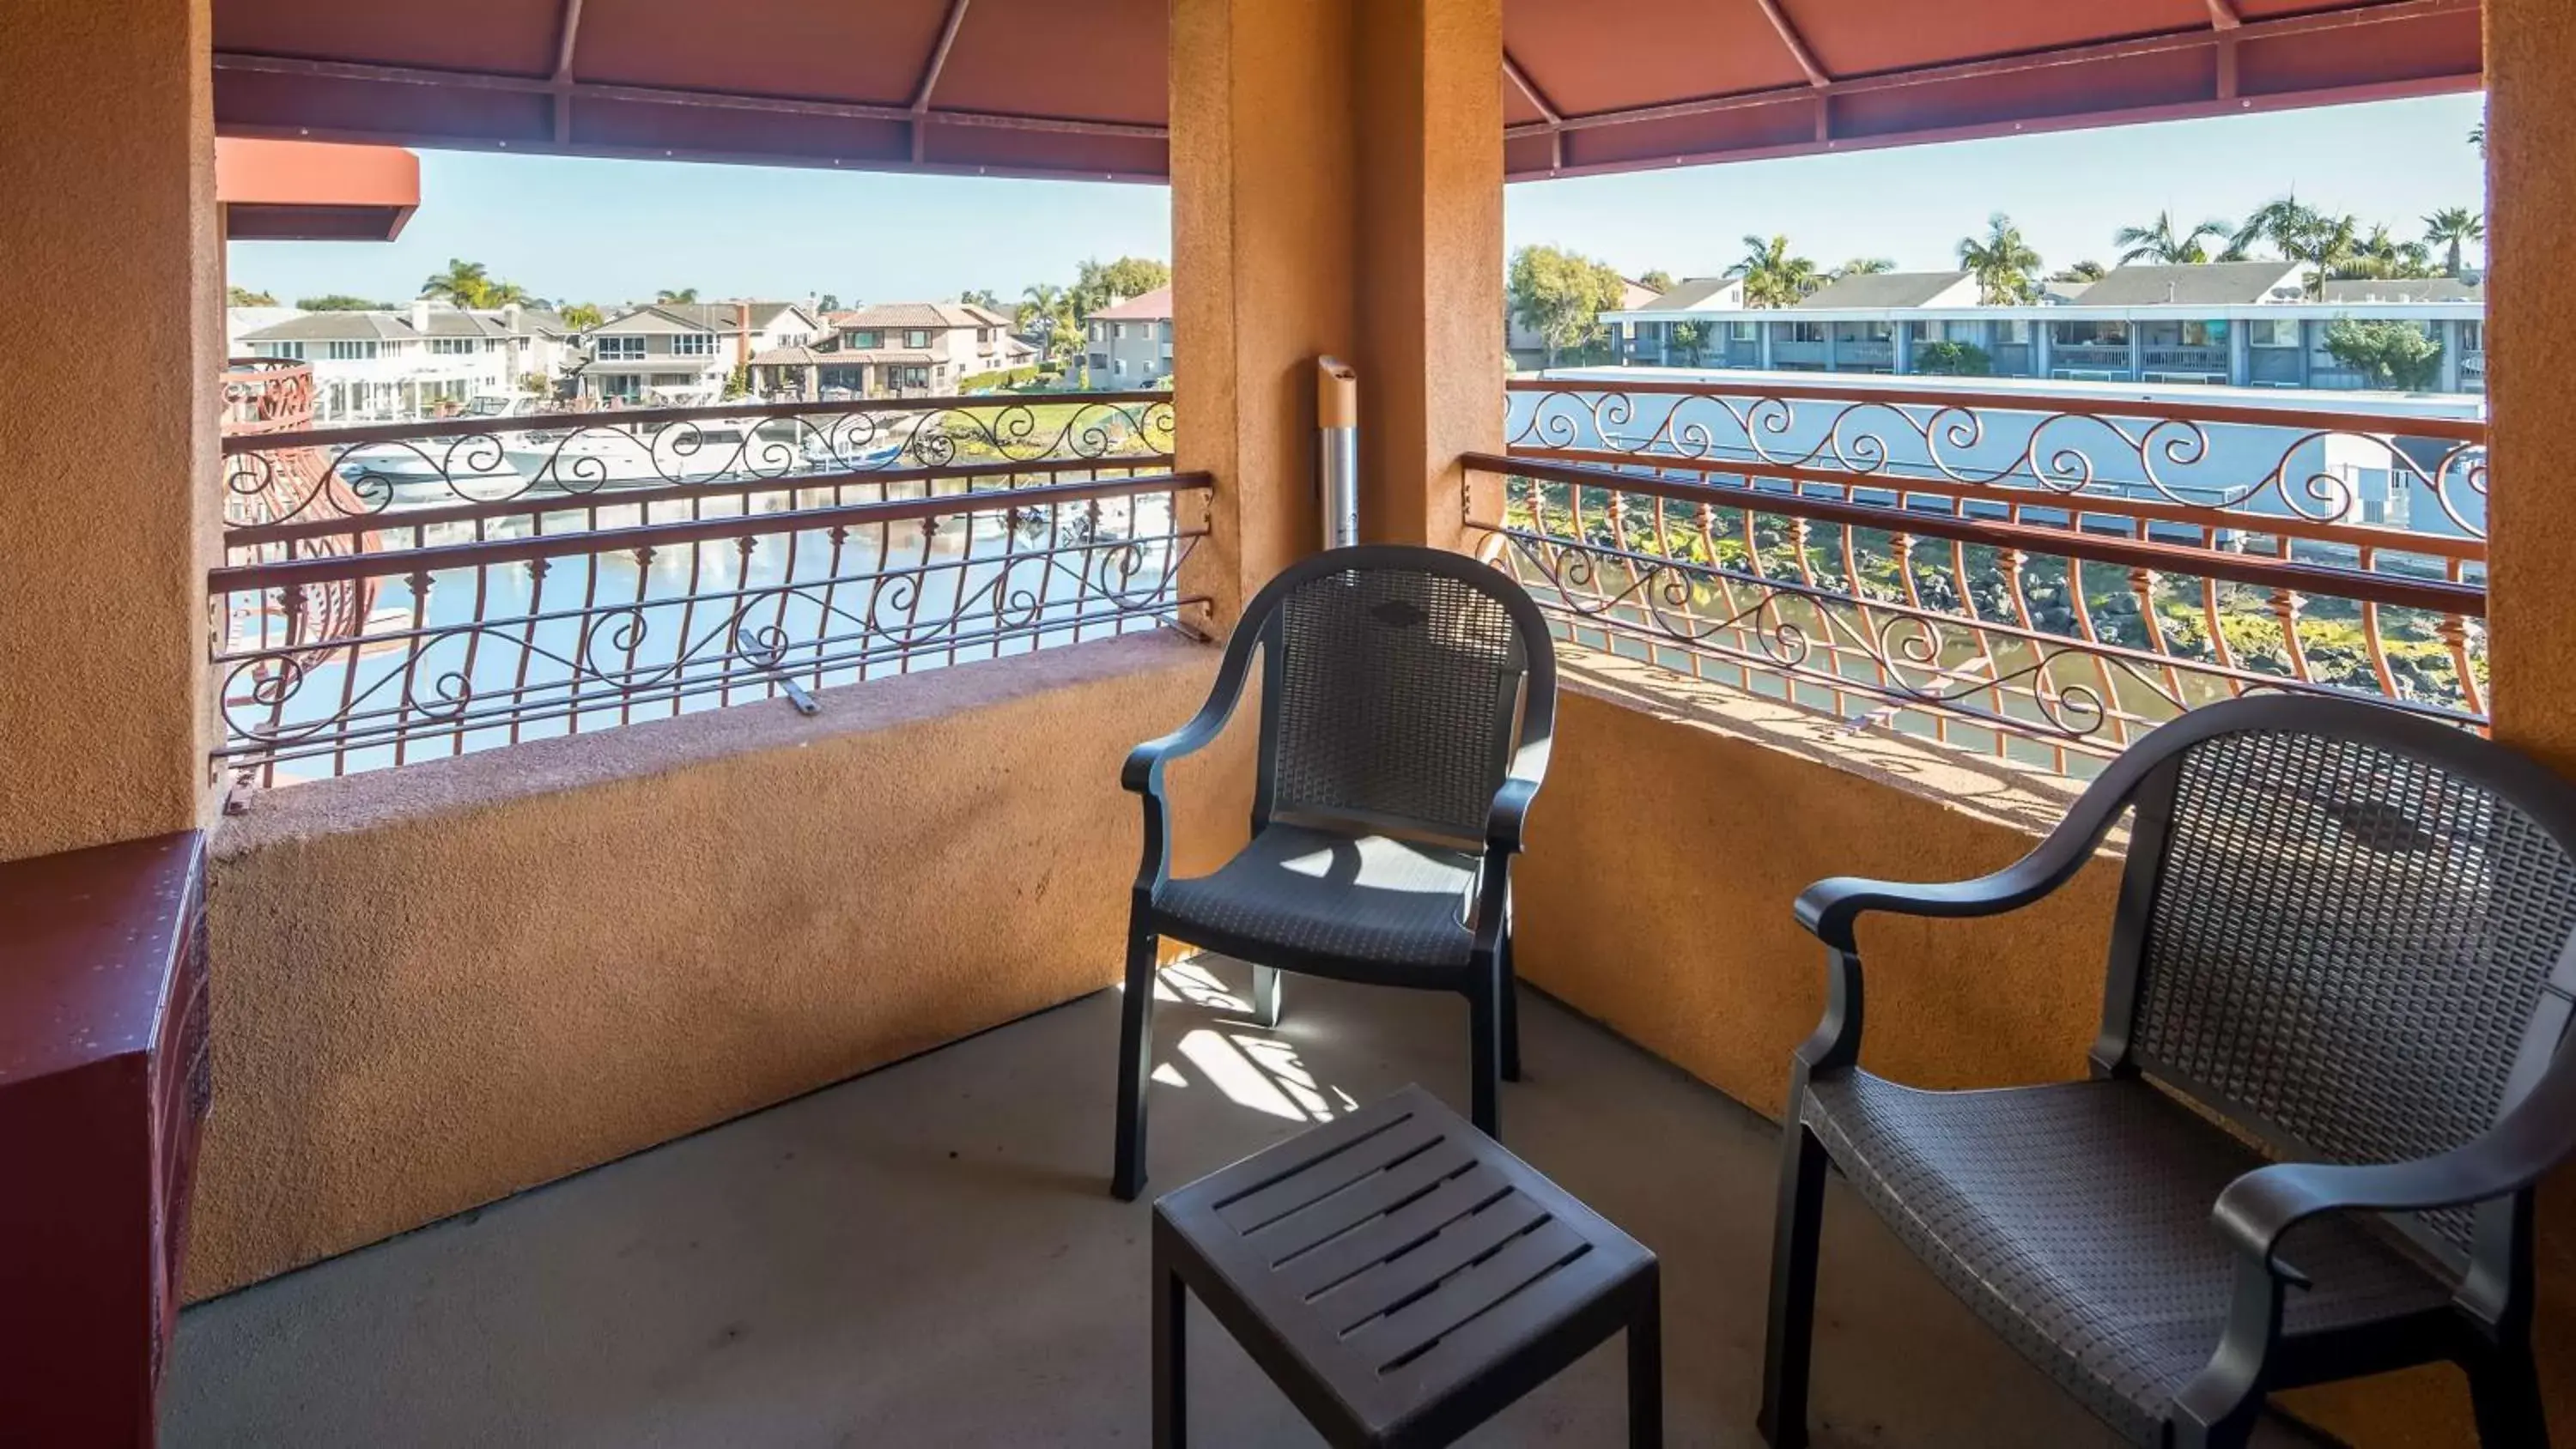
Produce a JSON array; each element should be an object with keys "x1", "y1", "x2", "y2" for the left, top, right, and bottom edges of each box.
[
  {"x1": 208, "y1": 0, "x2": 2479, "y2": 182},
  {"x1": 217, "y1": 137, "x2": 421, "y2": 240}
]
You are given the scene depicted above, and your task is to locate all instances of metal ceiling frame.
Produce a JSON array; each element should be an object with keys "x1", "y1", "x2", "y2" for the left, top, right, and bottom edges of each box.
[{"x1": 210, "y1": 0, "x2": 2477, "y2": 182}]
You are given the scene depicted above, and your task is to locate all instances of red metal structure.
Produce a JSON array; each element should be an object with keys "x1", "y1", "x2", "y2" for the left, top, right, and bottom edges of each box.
[
  {"x1": 0, "y1": 834, "x2": 211, "y2": 1446},
  {"x1": 204, "y1": 0, "x2": 2480, "y2": 182}
]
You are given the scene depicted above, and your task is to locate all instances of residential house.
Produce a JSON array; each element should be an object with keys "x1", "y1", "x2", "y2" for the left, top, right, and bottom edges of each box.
[
  {"x1": 1083, "y1": 287, "x2": 1176, "y2": 386},
  {"x1": 1603, "y1": 260, "x2": 2487, "y2": 393},
  {"x1": 239, "y1": 300, "x2": 574, "y2": 421},
  {"x1": 1508, "y1": 276, "x2": 1660, "y2": 369},
  {"x1": 577, "y1": 300, "x2": 823, "y2": 403},
  {"x1": 775, "y1": 301, "x2": 1033, "y2": 398}
]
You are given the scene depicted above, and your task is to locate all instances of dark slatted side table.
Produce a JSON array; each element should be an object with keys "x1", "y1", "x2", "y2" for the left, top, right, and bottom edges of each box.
[{"x1": 1151, "y1": 1084, "x2": 1660, "y2": 1448}]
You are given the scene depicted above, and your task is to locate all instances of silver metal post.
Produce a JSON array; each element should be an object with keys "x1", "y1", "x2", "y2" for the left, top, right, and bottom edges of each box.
[{"x1": 1316, "y1": 356, "x2": 1358, "y2": 549}]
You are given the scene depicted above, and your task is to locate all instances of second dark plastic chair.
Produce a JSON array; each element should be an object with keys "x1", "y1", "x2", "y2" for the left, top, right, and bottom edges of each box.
[{"x1": 1110, "y1": 545, "x2": 1558, "y2": 1202}]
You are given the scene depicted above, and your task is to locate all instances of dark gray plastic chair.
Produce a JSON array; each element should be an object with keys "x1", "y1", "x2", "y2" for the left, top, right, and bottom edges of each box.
[
  {"x1": 1758, "y1": 693, "x2": 2576, "y2": 1448},
  {"x1": 1111, "y1": 545, "x2": 1557, "y2": 1202}
]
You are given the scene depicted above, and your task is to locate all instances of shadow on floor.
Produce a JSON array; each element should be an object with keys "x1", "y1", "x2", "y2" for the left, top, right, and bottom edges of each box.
[{"x1": 164, "y1": 960, "x2": 2320, "y2": 1448}]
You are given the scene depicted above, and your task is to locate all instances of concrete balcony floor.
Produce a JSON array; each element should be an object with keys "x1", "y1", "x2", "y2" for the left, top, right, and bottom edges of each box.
[{"x1": 164, "y1": 961, "x2": 2323, "y2": 1447}]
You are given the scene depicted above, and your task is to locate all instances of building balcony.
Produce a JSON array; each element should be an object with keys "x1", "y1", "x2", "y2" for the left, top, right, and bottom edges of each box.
[{"x1": 133, "y1": 374, "x2": 2555, "y2": 1448}]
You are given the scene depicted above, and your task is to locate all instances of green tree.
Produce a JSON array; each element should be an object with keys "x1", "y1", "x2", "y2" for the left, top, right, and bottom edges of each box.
[
  {"x1": 2322, "y1": 316, "x2": 2444, "y2": 391},
  {"x1": 1956, "y1": 214, "x2": 2041, "y2": 305},
  {"x1": 1915, "y1": 340, "x2": 1993, "y2": 377},
  {"x1": 1726, "y1": 234, "x2": 1823, "y2": 308},
  {"x1": 2231, "y1": 193, "x2": 2318, "y2": 260},
  {"x1": 958, "y1": 288, "x2": 1002, "y2": 309},
  {"x1": 816, "y1": 292, "x2": 842, "y2": 312},
  {"x1": 2049, "y1": 261, "x2": 2108, "y2": 283},
  {"x1": 558, "y1": 302, "x2": 605, "y2": 330},
  {"x1": 297, "y1": 294, "x2": 390, "y2": 311},
  {"x1": 227, "y1": 285, "x2": 277, "y2": 306},
  {"x1": 721, "y1": 362, "x2": 751, "y2": 400},
  {"x1": 421, "y1": 258, "x2": 499, "y2": 308},
  {"x1": 1668, "y1": 320, "x2": 1709, "y2": 366},
  {"x1": 656, "y1": 287, "x2": 701, "y2": 304},
  {"x1": 2422, "y1": 206, "x2": 2484, "y2": 278},
  {"x1": 1507, "y1": 244, "x2": 1628, "y2": 364},
  {"x1": 1832, "y1": 258, "x2": 1896, "y2": 279},
  {"x1": 2113, "y1": 210, "x2": 2231, "y2": 264},
  {"x1": 1015, "y1": 282, "x2": 1084, "y2": 372},
  {"x1": 2283, "y1": 211, "x2": 2361, "y2": 298},
  {"x1": 1638, "y1": 270, "x2": 1675, "y2": 294},
  {"x1": 1071, "y1": 258, "x2": 1171, "y2": 318},
  {"x1": 2336, "y1": 225, "x2": 2437, "y2": 282}
]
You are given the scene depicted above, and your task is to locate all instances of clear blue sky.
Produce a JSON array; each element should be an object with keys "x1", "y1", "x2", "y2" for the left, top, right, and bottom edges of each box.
[{"x1": 227, "y1": 93, "x2": 2484, "y2": 310}]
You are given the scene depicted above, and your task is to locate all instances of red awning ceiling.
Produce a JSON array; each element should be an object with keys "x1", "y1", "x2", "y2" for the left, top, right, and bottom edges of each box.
[{"x1": 210, "y1": 0, "x2": 2480, "y2": 183}]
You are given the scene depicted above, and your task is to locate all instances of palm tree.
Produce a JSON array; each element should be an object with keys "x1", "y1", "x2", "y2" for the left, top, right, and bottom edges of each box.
[
  {"x1": 2334, "y1": 225, "x2": 2437, "y2": 282},
  {"x1": 1017, "y1": 282, "x2": 1067, "y2": 334},
  {"x1": 2049, "y1": 260, "x2": 2109, "y2": 283},
  {"x1": 420, "y1": 258, "x2": 496, "y2": 308},
  {"x1": 1956, "y1": 213, "x2": 2041, "y2": 305},
  {"x1": 2231, "y1": 193, "x2": 2318, "y2": 261},
  {"x1": 559, "y1": 302, "x2": 605, "y2": 331},
  {"x1": 2113, "y1": 210, "x2": 2231, "y2": 265},
  {"x1": 2470, "y1": 120, "x2": 2485, "y2": 154},
  {"x1": 2281, "y1": 211, "x2": 2361, "y2": 298},
  {"x1": 2423, "y1": 206, "x2": 2485, "y2": 278},
  {"x1": 1832, "y1": 258, "x2": 1896, "y2": 279},
  {"x1": 1726, "y1": 234, "x2": 1823, "y2": 308},
  {"x1": 655, "y1": 287, "x2": 701, "y2": 304}
]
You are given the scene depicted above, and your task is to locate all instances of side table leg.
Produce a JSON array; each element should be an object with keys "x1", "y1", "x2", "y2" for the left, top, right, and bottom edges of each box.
[
  {"x1": 1629, "y1": 1272, "x2": 1663, "y2": 1447},
  {"x1": 1155, "y1": 1255, "x2": 1188, "y2": 1449}
]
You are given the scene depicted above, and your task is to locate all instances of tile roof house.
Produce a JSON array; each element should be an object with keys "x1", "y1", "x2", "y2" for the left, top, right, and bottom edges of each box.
[
  {"x1": 797, "y1": 300, "x2": 1030, "y2": 397},
  {"x1": 239, "y1": 301, "x2": 577, "y2": 421},
  {"x1": 1085, "y1": 286, "x2": 1176, "y2": 385},
  {"x1": 577, "y1": 300, "x2": 823, "y2": 403}
]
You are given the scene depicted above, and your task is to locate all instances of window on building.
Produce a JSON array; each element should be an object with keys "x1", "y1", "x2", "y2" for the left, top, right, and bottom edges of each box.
[
  {"x1": 1728, "y1": 321, "x2": 1758, "y2": 342},
  {"x1": 1995, "y1": 320, "x2": 2031, "y2": 343},
  {"x1": 429, "y1": 337, "x2": 478, "y2": 355},
  {"x1": 599, "y1": 374, "x2": 641, "y2": 399},
  {"x1": 671, "y1": 333, "x2": 719, "y2": 357},
  {"x1": 595, "y1": 336, "x2": 647, "y2": 360},
  {"x1": 905, "y1": 329, "x2": 930, "y2": 348},
  {"x1": 978, "y1": 327, "x2": 994, "y2": 343},
  {"x1": 2462, "y1": 321, "x2": 2485, "y2": 350},
  {"x1": 1160, "y1": 320, "x2": 1175, "y2": 341},
  {"x1": 1114, "y1": 358, "x2": 1127, "y2": 376},
  {"x1": 1089, "y1": 353, "x2": 1109, "y2": 370},
  {"x1": 849, "y1": 330, "x2": 881, "y2": 349},
  {"x1": 1787, "y1": 322, "x2": 1826, "y2": 344},
  {"x1": 901, "y1": 366, "x2": 929, "y2": 387},
  {"x1": 2052, "y1": 320, "x2": 2131, "y2": 346},
  {"x1": 325, "y1": 340, "x2": 379, "y2": 361},
  {"x1": 2248, "y1": 319, "x2": 2301, "y2": 349},
  {"x1": 258, "y1": 341, "x2": 306, "y2": 360},
  {"x1": 650, "y1": 373, "x2": 696, "y2": 388}
]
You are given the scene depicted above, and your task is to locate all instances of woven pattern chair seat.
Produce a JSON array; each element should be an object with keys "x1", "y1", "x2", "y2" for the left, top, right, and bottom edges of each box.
[
  {"x1": 1802, "y1": 1072, "x2": 2453, "y2": 1446},
  {"x1": 1151, "y1": 824, "x2": 1479, "y2": 979}
]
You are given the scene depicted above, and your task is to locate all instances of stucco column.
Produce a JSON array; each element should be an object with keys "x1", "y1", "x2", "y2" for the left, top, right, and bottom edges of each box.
[
  {"x1": 1170, "y1": 0, "x2": 1358, "y2": 630},
  {"x1": 1173, "y1": 0, "x2": 1502, "y2": 619},
  {"x1": 2228, "y1": 320, "x2": 2251, "y2": 386},
  {"x1": 2490, "y1": 0, "x2": 2576, "y2": 770},
  {"x1": 1353, "y1": 0, "x2": 1504, "y2": 550},
  {"x1": 0, "y1": 0, "x2": 221, "y2": 862}
]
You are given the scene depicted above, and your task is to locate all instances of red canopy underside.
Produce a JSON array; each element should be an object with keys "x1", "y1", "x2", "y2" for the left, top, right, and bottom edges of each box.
[{"x1": 210, "y1": 0, "x2": 2480, "y2": 183}]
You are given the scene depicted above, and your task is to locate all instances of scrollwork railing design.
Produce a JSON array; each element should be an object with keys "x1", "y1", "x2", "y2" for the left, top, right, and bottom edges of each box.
[
  {"x1": 219, "y1": 391, "x2": 1178, "y2": 527},
  {"x1": 1508, "y1": 376, "x2": 2487, "y2": 540},
  {"x1": 1467, "y1": 449, "x2": 2485, "y2": 774},
  {"x1": 209, "y1": 470, "x2": 1210, "y2": 785}
]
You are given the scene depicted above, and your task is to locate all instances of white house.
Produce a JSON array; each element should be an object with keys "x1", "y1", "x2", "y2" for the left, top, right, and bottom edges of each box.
[
  {"x1": 1084, "y1": 288, "x2": 1175, "y2": 386},
  {"x1": 575, "y1": 301, "x2": 824, "y2": 403},
  {"x1": 238, "y1": 301, "x2": 576, "y2": 421}
]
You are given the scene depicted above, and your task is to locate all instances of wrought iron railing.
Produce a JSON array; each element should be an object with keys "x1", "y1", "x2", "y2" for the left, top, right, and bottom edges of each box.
[
  {"x1": 210, "y1": 392, "x2": 1198, "y2": 785},
  {"x1": 218, "y1": 390, "x2": 1176, "y2": 529},
  {"x1": 1473, "y1": 377, "x2": 2487, "y2": 773}
]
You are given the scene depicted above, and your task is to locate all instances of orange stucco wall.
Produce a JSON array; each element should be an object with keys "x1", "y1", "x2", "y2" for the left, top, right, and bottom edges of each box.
[
  {"x1": 1354, "y1": 0, "x2": 1506, "y2": 549},
  {"x1": 1170, "y1": 0, "x2": 1353, "y2": 628},
  {"x1": 185, "y1": 637, "x2": 1234, "y2": 1299},
  {"x1": 0, "y1": 0, "x2": 222, "y2": 863}
]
